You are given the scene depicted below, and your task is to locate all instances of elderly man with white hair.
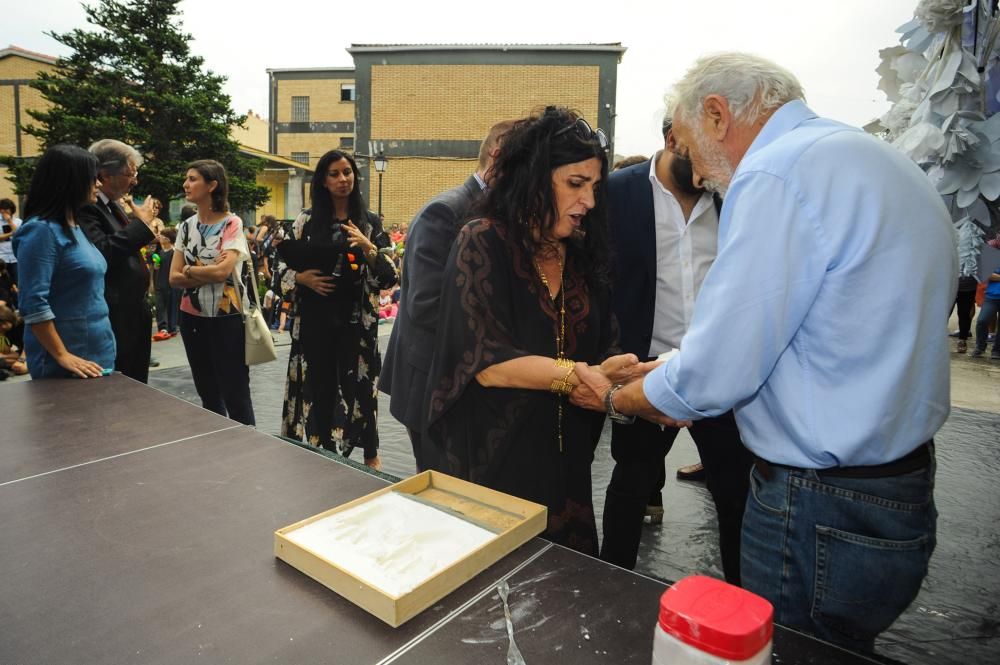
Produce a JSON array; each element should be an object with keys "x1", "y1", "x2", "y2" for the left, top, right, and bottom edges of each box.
[
  {"x1": 78, "y1": 139, "x2": 158, "y2": 382},
  {"x1": 576, "y1": 52, "x2": 956, "y2": 651}
]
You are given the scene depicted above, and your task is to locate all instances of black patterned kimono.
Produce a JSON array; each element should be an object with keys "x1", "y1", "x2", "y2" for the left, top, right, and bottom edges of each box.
[
  {"x1": 279, "y1": 209, "x2": 397, "y2": 459},
  {"x1": 425, "y1": 219, "x2": 615, "y2": 555}
]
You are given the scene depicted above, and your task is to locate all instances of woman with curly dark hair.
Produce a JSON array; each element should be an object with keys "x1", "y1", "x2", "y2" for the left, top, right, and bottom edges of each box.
[
  {"x1": 424, "y1": 107, "x2": 647, "y2": 554},
  {"x1": 277, "y1": 150, "x2": 397, "y2": 469}
]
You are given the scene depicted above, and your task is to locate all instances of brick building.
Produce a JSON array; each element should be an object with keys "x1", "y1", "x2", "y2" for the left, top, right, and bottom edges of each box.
[
  {"x1": 0, "y1": 46, "x2": 57, "y2": 204},
  {"x1": 267, "y1": 66, "x2": 356, "y2": 170},
  {"x1": 267, "y1": 44, "x2": 624, "y2": 224}
]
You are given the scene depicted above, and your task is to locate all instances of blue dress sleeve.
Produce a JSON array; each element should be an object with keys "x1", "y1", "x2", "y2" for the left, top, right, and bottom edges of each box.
[{"x1": 12, "y1": 220, "x2": 60, "y2": 325}]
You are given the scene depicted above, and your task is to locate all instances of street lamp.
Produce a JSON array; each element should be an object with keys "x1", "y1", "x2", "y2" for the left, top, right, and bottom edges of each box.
[{"x1": 372, "y1": 144, "x2": 388, "y2": 220}]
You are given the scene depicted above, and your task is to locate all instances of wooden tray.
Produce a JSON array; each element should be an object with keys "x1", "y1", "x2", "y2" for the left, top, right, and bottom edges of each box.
[{"x1": 274, "y1": 470, "x2": 547, "y2": 627}]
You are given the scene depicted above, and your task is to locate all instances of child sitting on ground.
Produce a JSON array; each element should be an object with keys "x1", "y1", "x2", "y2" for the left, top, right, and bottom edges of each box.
[{"x1": 0, "y1": 303, "x2": 27, "y2": 376}]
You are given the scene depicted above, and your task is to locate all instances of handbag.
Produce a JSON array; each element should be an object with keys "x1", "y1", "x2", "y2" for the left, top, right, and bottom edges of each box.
[{"x1": 233, "y1": 261, "x2": 277, "y2": 366}]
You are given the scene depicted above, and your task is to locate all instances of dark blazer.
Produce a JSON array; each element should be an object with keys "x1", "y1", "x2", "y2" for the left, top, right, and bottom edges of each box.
[
  {"x1": 608, "y1": 159, "x2": 720, "y2": 359},
  {"x1": 77, "y1": 197, "x2": 155, "y2": 306},
  {"x1": 608, "y1": 160, "x2": 658, "y2": 359},
  {"x1": 380, "y1": 174, "x2": 482, "y2": 432}
]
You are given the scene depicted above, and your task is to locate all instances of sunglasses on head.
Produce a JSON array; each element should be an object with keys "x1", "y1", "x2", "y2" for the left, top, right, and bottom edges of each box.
[{"x1": 554, "y1": 117, "x2": 610, "y2": 152}]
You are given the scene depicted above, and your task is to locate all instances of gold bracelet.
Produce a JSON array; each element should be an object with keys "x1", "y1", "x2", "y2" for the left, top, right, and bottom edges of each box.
[
  {"x1": 549, "y1": 378, "x2": 574, "y2": 396},
  {"x1": 549, "y1": 363, "x2": 577, "y2": 396},
  {"x1": 554, "y1": 357, "x2": 574, "y2": 370}
]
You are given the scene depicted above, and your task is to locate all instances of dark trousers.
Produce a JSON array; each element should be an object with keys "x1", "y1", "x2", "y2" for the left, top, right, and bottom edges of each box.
[
  {"x1": 155, "y1": 287, "x2": 180, "y2": 332},
  {"x1": 179, "y1": 312, "x2": 255, "y2": 426},
  {"x1": 407, "y1": 428, "x2": 425, "y2": 472},
  {"x1": 953, "y1": 289, "x2": 976, "y2": 340},
  {"x1": 108, "y1": 301, "x2": 152, "y2": 383},
  {"x1": 600, "y1": 411, "x2": 753, "y2": 585}
]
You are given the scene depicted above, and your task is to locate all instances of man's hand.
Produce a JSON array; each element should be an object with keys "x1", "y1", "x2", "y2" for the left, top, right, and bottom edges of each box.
[
  {"x1": 296, "y1": 268, "x2": 335, "y2": 296},
  {"x1": 574, "y1": 362, "x2": 693, "y2": 428},
  {"x1": 132, "y1": 197, "x2": 157, "y2": 226},
  {"x1": 569, "y1": 378, "x2": 604, "y2": 411},
  {"x1": 600, "y1": 353, "x2": 663, "y2": 384}
]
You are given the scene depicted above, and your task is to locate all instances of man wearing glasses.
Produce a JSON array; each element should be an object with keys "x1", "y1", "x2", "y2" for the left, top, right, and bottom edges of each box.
[
  {"x1": 78, "y1": 139, "x2": 158, "y2": 382},
  {"x1": 600, "y1": 112, "x2": 752, "y2": 585}
]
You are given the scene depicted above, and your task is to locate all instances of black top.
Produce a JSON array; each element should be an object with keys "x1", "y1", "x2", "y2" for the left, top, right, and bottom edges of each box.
[
  {"x1": 77, "y1": 198, "x2": 155, "y2": 306},
  {"x1": 425, "y1": 218, "x2": 615, "y2": 555}
]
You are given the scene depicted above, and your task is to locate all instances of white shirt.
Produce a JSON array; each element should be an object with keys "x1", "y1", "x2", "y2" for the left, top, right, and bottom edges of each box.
[
  {"x1": 0, "y1": 216, "x2": 21, "y2": 263},
  {"x1": 648, "y1": 151, "x2": 719, "y2": 356}
]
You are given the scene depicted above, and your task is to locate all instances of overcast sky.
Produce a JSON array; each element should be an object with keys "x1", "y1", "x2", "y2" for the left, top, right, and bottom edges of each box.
[{"x1": 11, "y1": 0, "x2": 917, "y2": 156}]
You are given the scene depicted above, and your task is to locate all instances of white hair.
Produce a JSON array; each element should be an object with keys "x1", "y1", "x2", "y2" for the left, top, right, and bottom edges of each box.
[
  {"x1": 89, "y1": 138, "x2": 144, "y2": 175},
  {"x1": 670, "y1": 52, "x2": 805, "y2": 125}
]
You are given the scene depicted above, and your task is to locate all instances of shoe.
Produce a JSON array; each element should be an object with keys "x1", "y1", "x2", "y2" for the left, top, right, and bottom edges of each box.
[
  {"x1": 152, "y1": 330, "x2": 171, "y2": 341},
  {"x1": 676, "y1": 462, "x2": 706, "y2": 482},
  {"x1": 970, "y1": 348, "x2": 985, "y2": 358},
  {"x1": 644, "y1": 505, "x2": 664, "y2": 525},
  {"x1": 992, "y1": 349, "x2": 1000, "y2": 360},
  {"x1": 956, "y1": 340, "x2": 967, "y2": 354},
  {"x1": 149, "y1": 357, "x2": 160, "y2": 367}
]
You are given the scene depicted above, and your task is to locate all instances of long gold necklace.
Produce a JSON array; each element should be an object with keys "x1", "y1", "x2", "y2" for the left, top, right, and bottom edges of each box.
[{"x1": 535, "y1": 251, "x2": 567, "y2": 452}]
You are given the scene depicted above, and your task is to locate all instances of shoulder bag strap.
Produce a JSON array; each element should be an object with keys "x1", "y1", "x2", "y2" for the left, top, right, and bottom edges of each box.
[{"x1": 231, "y1": 259, "x2": 264, "y2": 316}]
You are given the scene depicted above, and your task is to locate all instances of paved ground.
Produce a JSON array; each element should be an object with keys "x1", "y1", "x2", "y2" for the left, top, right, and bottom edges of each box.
[{"x1": 10, "y1": 314, "x2": 999, "y2": 663}]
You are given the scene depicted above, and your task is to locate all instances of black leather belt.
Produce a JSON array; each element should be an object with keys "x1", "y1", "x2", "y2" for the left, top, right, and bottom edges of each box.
[{"x1": 754, "y1": 441, "x2": 932, "y2": 481}]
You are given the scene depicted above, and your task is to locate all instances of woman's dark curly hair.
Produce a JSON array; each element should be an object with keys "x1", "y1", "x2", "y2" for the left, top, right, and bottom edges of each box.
[
  {"x1": 476, "y1": 106, "x2": 610, "y2": 288},
  {"x1": 310, "y1": 150, "x2": 367, "y2": 226}
]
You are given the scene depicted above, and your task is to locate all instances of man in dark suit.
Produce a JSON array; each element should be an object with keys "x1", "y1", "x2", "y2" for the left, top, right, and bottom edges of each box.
[
  {"x1": 380, "y1": 120, "x2": 515, "y2": 470},
  {"x1": 78, "y1": 139, "x2": 157, "y2": 383},
  {"x1": 601, "y1": 113, "x2": 753, "y2": 584}
]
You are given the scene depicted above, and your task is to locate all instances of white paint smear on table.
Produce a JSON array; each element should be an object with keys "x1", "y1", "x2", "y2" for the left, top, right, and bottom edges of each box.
[{"x1": 285, "y1": 492, "x2": 496, "y2": 597}]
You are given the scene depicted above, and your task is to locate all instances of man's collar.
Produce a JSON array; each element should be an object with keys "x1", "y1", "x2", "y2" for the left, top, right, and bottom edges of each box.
[
  {"x1": 473, "y1": 171, "x2": 488, "y2": 192},
  {"x1": 743, "y1": 99, "x2": 817, "y2": 160},
  {"x1": 97, "y1": 191, "x2": 112, "y2": 205}
]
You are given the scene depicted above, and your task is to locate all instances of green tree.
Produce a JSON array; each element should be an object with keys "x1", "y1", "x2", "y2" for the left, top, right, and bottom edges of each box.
[{"x1": 4, "y1": 0, "x2": 268, "y2": 216}]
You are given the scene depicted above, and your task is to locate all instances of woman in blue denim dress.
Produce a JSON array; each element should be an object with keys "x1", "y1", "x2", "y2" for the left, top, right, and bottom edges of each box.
[{"x1": 13, "y1": 145, "x2": 115, "y2": 379}]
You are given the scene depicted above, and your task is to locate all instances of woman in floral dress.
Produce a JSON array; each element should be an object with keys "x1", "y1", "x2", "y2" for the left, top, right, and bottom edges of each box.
[{"x1": 278, "y1": 150, "x2": 397, "y2": 469}]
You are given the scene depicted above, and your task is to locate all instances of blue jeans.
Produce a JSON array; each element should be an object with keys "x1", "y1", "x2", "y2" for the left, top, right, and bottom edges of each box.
[
  {"x1": 974, "y1": 297, "x2": 999, "y2": 352},
  {"x1": 741, "y1": 449, "x2": 936, "y2": 653}
]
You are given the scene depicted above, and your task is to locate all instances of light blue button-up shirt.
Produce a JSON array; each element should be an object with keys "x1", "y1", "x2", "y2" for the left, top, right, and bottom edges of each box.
[{"x1": 643, "y1": 100, "x2": 957, "y2": 468}]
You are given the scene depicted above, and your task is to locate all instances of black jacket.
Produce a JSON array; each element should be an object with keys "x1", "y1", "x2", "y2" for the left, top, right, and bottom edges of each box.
[
  {"x1": 77, "y1": 197, "x2": 155, "y2": 307},
  {"x1": 608, "y1": 159, "x2": 720, "y2": 359},
  {"x1": 380, "y1": 174, "x2": 482, "y2": 432}
]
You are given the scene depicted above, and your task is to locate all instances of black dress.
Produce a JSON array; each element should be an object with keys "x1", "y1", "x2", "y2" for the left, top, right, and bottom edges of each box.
[
  {"x1": 425, "y1": 219, "x2": 615, "y2": 555},
  {"x1": 279, "y1": 209, "x2": 398, "y2": 459}
]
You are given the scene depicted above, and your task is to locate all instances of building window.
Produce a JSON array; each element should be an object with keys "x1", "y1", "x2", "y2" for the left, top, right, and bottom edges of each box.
[
  {"x1": 291, "y1": 96, "x2": 310, "y2": 122},
  {"x1": 340, "y1": 84, "x2": 356, "y2": 102},
  {"x1": 291, "y1": 152, "x2": 309, "y2": 165},
  {"x1": 339, "y1": 136, "x2": 354, "y2": 150}
]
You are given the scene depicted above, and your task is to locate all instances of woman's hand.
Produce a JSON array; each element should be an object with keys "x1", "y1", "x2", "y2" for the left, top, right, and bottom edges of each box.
[
  {"x1": 55, "y1": 352, "x2": 104, "y2": 379},
  {"x1": 343, "y1": 220, "x2": 377, "y2": 259},
  {"x1": 364, "y1": 455, "x2": 383, "y2": 472},
  {"x1": 295, "y1": 268, "x2": 335, "y2": 296},
  {"x1": 568, "y1": 356, "x2": 664, "y2": 412}
]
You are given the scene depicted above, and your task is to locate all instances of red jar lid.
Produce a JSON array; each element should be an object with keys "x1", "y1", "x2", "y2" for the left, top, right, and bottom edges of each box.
[{"x1": 658, "y1": 575, "x2": 774, "y2": 660}]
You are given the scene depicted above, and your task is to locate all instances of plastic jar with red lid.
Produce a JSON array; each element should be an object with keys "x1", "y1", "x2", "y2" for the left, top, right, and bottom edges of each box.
[{"x1": 653, "y1": 575, "x2": 774, "y2": 665}]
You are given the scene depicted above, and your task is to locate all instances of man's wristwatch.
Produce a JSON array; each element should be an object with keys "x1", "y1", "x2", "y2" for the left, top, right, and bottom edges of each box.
[
  {"x1": 366, "y1": 245, "x2": 378, "y2": 259},
  {"x1": 604, "y1": 384, "x2": 635, "y2": 425}
]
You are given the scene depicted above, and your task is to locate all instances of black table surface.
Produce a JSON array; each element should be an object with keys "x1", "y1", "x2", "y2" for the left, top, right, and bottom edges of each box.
[{"x1": 0, "y1": 374, "x2": 882, "y2": 664}]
